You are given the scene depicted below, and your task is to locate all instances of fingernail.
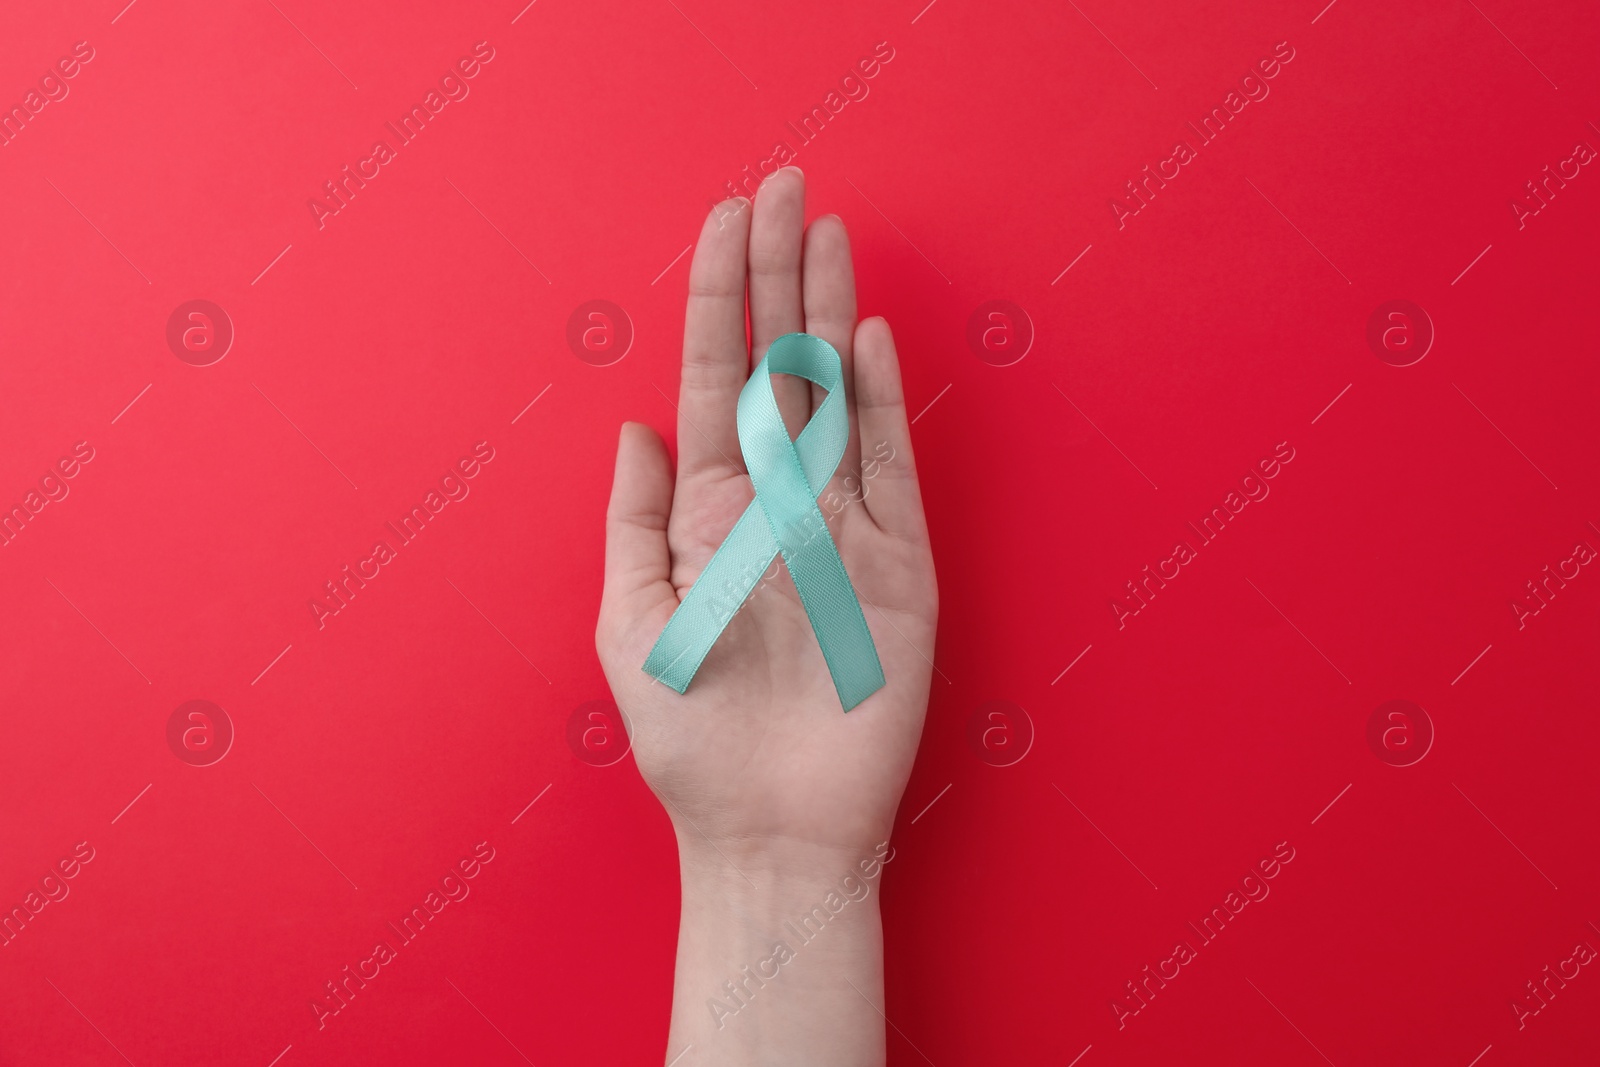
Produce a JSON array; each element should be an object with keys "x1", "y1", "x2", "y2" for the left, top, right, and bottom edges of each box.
[
  {"x1": 763, "y1": 165, "x2": 802, "y2": 186},
  {"x1": 708, "y1": 197, "x2": 750, "y2": 228}
]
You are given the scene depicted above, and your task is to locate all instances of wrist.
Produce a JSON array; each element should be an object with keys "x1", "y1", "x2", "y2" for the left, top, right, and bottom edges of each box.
[
  {"x1": 674, "y1": 827, "x2": 896, "y2": 895},
  {"x1": 667, "y1": 832, "x2": 896, "y2": 1066}
]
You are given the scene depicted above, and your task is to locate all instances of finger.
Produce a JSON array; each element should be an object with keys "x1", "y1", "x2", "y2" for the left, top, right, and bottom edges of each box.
[
  {"x1": 678, "y1": 197, "x2": 752, "y2": 481},
  {"x1": 601, "y1": 421, "x2": 677, "y2": 632},
  {"x1": 747, "y1": 167, "x2": 809, "y2": 438},
  {"x1": 801, "y1": 214, "x2": 861, "y2": 491},
  {"x1": 853, "y1": 317, "x2": 928, "y2": 542}
]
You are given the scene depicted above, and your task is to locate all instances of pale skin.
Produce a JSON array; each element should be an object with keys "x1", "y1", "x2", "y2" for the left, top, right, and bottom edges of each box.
[{"x1": 595, "y1": 167, "x2": 938, "y2": 1065}]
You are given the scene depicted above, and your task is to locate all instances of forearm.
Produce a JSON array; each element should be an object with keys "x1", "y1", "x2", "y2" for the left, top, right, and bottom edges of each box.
[{"x1": 665, "y1": 833, "x2": 893, "y2": 1066}]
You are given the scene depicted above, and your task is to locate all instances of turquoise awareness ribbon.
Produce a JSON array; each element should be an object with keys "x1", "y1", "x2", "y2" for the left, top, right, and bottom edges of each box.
[{"x1": 642, "y1": 332, "x2": 886, "y2": 711}]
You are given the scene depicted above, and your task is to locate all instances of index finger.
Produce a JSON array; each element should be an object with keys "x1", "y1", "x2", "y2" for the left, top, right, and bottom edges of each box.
[{"x1": 676, "y1": 197, "x2": 752, "y2": 482}]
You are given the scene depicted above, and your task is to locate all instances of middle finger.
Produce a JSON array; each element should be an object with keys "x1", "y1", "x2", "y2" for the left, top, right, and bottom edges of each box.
[{"x1": 747, "y1": 167, "x2": 810, "y2": 438}]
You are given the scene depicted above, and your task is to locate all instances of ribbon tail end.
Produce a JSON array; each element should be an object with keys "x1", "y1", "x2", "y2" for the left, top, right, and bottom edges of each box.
[{"x1": 836, "y1": 666, "x2": 888, "y2": 713}]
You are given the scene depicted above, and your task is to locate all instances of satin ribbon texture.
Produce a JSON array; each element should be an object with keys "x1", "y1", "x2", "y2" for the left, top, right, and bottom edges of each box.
[{"x1": 642, "y1": 332, "x2": 886, "y2": 711}]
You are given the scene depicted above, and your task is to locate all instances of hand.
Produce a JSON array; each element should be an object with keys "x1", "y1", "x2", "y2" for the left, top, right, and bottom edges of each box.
[
  {"x1": 595, "y1": 167, "x2": 937, "y2": 1064},
  {"x1": 596, "y1": 166, "x2": 937, "y2": 862}
]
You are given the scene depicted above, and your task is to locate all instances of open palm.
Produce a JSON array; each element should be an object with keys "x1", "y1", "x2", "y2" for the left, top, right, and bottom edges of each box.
[{"x1": 595, "y1": 168, "x2": 937, "y2": 867}]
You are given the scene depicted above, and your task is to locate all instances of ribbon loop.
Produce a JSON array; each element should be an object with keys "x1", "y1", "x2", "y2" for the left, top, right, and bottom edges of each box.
[{"x1": 642, "y1": 333, "x2": 886, "y2": 711}]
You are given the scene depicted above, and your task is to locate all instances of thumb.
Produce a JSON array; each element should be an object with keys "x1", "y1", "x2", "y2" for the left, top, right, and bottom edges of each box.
[{"x1": 601, "y1": 421, "x2": 676, "y2": 629}]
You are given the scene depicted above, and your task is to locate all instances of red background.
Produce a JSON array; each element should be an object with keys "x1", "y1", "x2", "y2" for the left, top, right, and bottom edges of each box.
[{"x1": 2, "y1": 0, "x2": 1598, "y2": 1064}]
